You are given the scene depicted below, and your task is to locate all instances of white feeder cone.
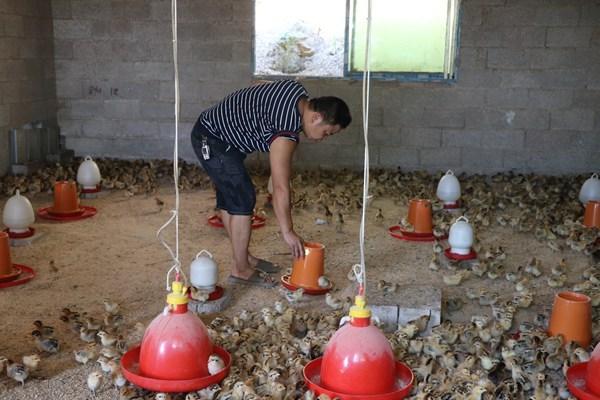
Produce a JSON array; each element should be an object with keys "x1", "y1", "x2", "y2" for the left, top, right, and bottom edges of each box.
[
  {"x1": 448, "y1": 216, "x2": 473, "y2": 255},
  {"x1": 2, "y1": 190, "x2": 35, "y2": 233},
  {"x1": 436, "y1": 170, "x2": 461, "y2": 205},
  {"x1": 77, "y1": 156, "x2": 102, "y2": 189},
  {"x1": 579, "y1": 173, "x2": 600, "y2": 205}
]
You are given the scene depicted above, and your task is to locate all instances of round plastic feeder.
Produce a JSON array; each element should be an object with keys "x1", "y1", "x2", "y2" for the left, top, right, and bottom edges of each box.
[
  {"x1": 121, "y1": 281, "x2": 231, "y2": 392},
  {"x1": 304, "y1": 296, "x2": 413, "y2": 399},
  {"x1": 38, "y1": 181, "x2": 96, "y2": 222},
  {"x1": 567, "y1": 342, "x2": 600, "y2": 400},
  {"x1": 0, "y1": 232, "x2": 35, "y2": 289}
]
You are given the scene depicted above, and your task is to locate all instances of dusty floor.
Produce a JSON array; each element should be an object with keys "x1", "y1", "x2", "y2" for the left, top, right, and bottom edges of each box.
[{"x1": 0, "y1": 172, "x2": 596, "y2": 399}]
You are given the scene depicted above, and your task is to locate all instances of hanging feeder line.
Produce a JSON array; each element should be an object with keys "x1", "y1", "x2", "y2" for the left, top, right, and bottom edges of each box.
[
  {"x1": 353, "y1": 0, "x2": 374, "y2": 298},
  {"x1": 157, "y1": 0, "x2": 188, "y2": 291}
]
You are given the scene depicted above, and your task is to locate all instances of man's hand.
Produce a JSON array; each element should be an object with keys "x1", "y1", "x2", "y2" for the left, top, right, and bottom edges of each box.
[{"x1": 283, "y1": 230, "x2": 305, "y2": 259}]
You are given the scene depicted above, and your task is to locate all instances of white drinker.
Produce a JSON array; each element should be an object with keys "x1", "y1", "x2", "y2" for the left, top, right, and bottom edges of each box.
[
  {"x1": 436, "y1": 170, "x2": 461, "y2": 205},
  {"x1": 76, "y1": 156, "x2": 102, "y2": 190},
  {"x1": 448, "y1": 216, "x2": 473, "y2": 255},
  {"x1": 190, "y1": 250, "x2": 218, "y2": 292},
  {"x1": 2, "y1": 190, "x2": 35, "y2": 233},
  {"x1": 579, "y1": 173, "x2": 600, "y2": 205}
]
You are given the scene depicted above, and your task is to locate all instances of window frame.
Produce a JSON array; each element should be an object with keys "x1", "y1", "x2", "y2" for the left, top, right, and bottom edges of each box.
[{"x1": 252, "y1": 0, "x2": 462, "y2": 83}]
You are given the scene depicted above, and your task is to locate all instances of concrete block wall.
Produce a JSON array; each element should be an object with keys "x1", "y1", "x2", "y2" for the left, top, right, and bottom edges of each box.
[
  {"x1": 0, "y1": 0, "x2": 57, "y2": 175},
  {"x1": 52, "y1": 0, "x2": 600, "y2": 174}
]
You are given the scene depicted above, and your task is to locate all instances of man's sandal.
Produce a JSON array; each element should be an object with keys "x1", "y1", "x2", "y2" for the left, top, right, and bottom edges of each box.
[
  {"x1": 254, "y1": 259, "x2": 281, "y2": 274},
  {"x1": 227, "y1": 270, "x2": 277, "y2": 288}
]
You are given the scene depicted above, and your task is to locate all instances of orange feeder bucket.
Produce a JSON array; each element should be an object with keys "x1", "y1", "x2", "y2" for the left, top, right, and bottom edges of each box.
[
  {"x1": 38, "y1": 181, "x2": 97, "y2": 221},
  {"x1": 584, "y1": 201, "x2": 600, "y2": 229},
  {"x1": 304, "y1": 296, "x2": 413, "y2": 399},
  {"x1": 121, "y1": 281, "x2": 231, "y2": 392},
  {"x1": 548, "y1": 291, "x2": 592, "y2": 348},
  {"x1": 0, "y1": 232, "x2": 35, "y2": 289},
  {"x1": 281, "y1": 242, "x2": 331, "y2": 294},
  {"x1": 0, "y1": 232, "x2": 13, "y2": 276},
  {"x1": 389, "y1": 199, "x2": 442, "y2": 242}
]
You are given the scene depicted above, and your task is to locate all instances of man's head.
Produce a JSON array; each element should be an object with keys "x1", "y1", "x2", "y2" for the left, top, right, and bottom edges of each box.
[{"x1": 301, "y1": 96, "x2": 352, "y2": 141}]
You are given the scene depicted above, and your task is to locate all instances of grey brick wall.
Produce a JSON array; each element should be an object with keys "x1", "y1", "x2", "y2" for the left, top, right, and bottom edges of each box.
[
  {"x1": 0, "y1": 0, "x2": 57, "y2": 175},
  {"x1": 51, "y1": 0, "x2": 600, "y2": 174}
]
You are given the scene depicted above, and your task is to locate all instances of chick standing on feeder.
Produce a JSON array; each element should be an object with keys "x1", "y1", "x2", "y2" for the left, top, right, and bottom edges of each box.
[{"x1": 208, "y1": 354, "x2": 225, "y2": 375}]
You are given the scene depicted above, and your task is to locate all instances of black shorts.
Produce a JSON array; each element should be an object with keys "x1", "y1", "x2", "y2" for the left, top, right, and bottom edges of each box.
[{"x1": 191, "y1": 123, "x2": 256, "y2": 216}]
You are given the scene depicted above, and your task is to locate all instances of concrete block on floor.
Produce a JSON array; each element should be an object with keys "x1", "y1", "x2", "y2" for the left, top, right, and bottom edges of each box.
[
  {"x1": 369, "y1": 285, "x2": 442, "y2": 335},
  {"x1": 189, "y1": 288, "x2": 232, "y2": 314},
  {"x1": 9, "y1": 230, "x2": 46, "y2": 247}
]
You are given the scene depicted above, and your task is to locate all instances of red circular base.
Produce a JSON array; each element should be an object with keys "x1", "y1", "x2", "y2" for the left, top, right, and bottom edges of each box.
[
  {"x1": 3, "y1": 227, "x2": 35, "y2": 239},
  {"x1": 0, "y1": 264, "x2": 35, "y2": 289},
  {"x1": 121, "y1": 345, "x2": 231, "y2": 393},
  {"x1": 444, "y1": 248, "x2": 477, "y2": 260},
  {"x1": 304, "y1": 358, "x2": 413, "y2": 400},
  {"x1": 207, "y1": 214, "x2": 266, "y2": 229},
  {"x1": 81, "y1": 184, "x2": 101, "y2": 194},
  {"x1": 388, "y1": 226, "x2": 446, "y2": 242},
  {"x1": 37, "y1": 206, "x2": 97, "y2": 222},
  {"x1": 567, "y1": 362, "x2": 600, "y2": 400},
  {"x1": 189, "y1": 286, "x2": 225, "y2": 301},
  {"x1": 443, "y1": 201, "x2": 461, "y2": 209},
  {"x1": 281, "y1": 274, "x2": 332, "y2": 295}
]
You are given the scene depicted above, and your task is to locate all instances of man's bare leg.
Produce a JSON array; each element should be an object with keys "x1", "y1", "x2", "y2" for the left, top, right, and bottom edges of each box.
[
  {"x1": 220, "y1": 209, "x2": 260, "y2": 268},
  {"x1": 221, "y1": 210, "x2": 254, "y2": 279}
]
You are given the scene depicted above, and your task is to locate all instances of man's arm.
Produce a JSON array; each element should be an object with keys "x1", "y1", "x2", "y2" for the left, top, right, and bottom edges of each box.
[{"x1": 269, "y1": 137, "x2": 304, "y2": 258}]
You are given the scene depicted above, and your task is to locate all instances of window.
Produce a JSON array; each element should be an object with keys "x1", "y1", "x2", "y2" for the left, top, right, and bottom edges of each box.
[{"x1": 254, "y1": 0, "x2": 461, "y2": 81}]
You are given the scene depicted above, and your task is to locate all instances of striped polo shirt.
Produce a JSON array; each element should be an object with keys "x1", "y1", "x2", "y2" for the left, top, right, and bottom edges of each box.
[{"x1": 199, "y1": 80, "x2": 308, "y2": 153}]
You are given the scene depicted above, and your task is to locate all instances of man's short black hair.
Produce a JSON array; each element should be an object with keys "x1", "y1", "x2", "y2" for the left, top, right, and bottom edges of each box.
[{"x1": 309, "y1": 96, "x2": 352, "y2": 128}]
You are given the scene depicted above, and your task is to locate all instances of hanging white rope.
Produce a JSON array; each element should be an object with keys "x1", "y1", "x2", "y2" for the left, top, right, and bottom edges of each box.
[
  {"x1": 157, "y1": 0, "x2": 187, "y2": 290},
  {"x1": 355, "y1": 0, "x2": 373, "y2": 296}
]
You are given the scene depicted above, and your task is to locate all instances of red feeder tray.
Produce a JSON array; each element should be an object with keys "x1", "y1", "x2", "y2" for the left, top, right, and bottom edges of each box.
[
  {"x1": 304, "y1": 358, "x2": 413, "y2": 400},
  {"x1": 37, "y1": 206, "x2": 97, "y2": 222},
  {"x1": 121, "y1": 345, "x2": 231, "y2": 393},
  {"x1": 81, "y1": 184, "x2": 101, "y2": 194},
  {"x1": 567, "y1": 362, "x2": 599, "y2": 400},
  {"x1": 207, "y1": 214, "x2": 266, "y2": 229},
  {"x1": 444, "y1": 248, "x2": 477, "y2": 261},
  {"x1": 281, "y1": 274, "x2": 332, "y2": 295},
  {"x1": 3, "y1": 228, "x2": 35, "y2": 239},
  {"x1": 388, "y1": 226, "x2": 445, "y2": 242},
  {"x1": 0, "y1": 264, "x2": 35, "y2": 289}
]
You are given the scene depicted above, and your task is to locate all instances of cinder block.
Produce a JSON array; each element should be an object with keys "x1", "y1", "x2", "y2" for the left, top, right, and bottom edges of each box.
[
  {"x1": 458, "y1": 48, "x2": 487, "y2": 70},
  {"x1": 53, "y1": 20, "x2": 92, "y2": 40},
  {"x1": 500, "y1": 27, "x2": 546, "y2": 48},
  {"x1": 118, "y1": 120, "x2": 160, "y2": 138},
  {"x1": 525, "y1": 130, "x2": 581, "y2": 152},
  {"x1": 9, "y1": 228, "x2": 46, "y2": 247},
  {"x1": 103, "y1": 100, "x2": 140, "y2": 120},
  {"x1": 499, "y1": 70, "x2": 541, "y2": 89},
  {"x1": 458, "y1": 69, "x2": 502, "y2": 89},
  {"x1": 487, "y1": 49, "x2": 529, "y2": 69},
  {"x1": 537, "y1": 69, "x2": 588, "y2": 89},
  {"x1": 529, "y1": 49, "x2": 578, "y2": 70},
  {"x1": 189, "y1": 288, "x2": 232, "y2": 314},
  {"x1": 460, "y1": 26, "x2": 503, "y2": 48},
  {"x1": 480, "y1": 130, "x2": 525, "y2": 150},
  {"x1": 461, "y1": 148, "x2": 503, "y2": 171},
  {"x1": 529, "y1": 89, "x2": 573, "y2": 109},
  {"x1": 422, "y1": 109, "x2": 465, "y2": 129},
  {"x1": 133, "y1": 62, "x2": 173, "y2": 81},
  {"x1": 69, "y1": 100, "x2": 103, "y2": 118},
  {"x1": 484, "y1": 6, "x2": 536, "y2": 26},
  {"x1": 442, "y1": 129, "x2": 482, "y2": 148},
  {"x1": 82, "y1": 118, "x2": 119, "y2": 137},
  {"x1": 401, "y1": 128, "x2": 441, "y2": 147},
  {"x1": 534, "y1": 7, "x2": 580, "y2": 27},
  {"x1": 71, "y1": 0, "x2": 111, "y2": 20},
  {"x1": 378, "y1": 146, "x2": 420, "y2": 169},
  {"x1": 420, "y1": 147, "x2": 461, "y2": 168},
  {"x1": 546, "y1": 27, "x2": 593, "y2": 48},
  {"x1": 502, "y1": 149, "x2": 529, "y2": 171},
  {"x1": 370, "y1": 304, "x2": 399, "y2": 333},
  {"x1": 551, "y1": 109, "x2": 595, "y2": 131},
  {"x1": 51, "y1": 0, "x2": 72, "y2": 19},
  {"x1": 580, "y1": 4, "x2": 600, "y2": 26},
  {"x1": 485, "y1": 88, "x2": 529, "y2": 108}
]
